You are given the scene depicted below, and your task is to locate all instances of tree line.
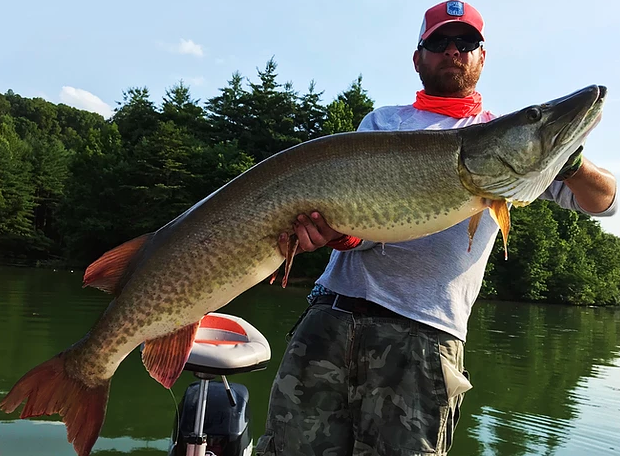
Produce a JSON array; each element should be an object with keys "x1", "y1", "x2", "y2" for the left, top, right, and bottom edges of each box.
[{"x1": 0, "y1": 57, "x2": 618, "y2": 305}]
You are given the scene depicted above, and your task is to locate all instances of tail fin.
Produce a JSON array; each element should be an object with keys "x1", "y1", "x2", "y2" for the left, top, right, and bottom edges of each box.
[{"x1": 0, "y1": 352, "x2": 111, "y2": 456}]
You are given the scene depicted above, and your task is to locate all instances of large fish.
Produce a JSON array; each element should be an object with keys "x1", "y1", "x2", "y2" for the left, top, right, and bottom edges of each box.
[{"x1": 0, "y1": 85, "x2": 606, "y2": 455}]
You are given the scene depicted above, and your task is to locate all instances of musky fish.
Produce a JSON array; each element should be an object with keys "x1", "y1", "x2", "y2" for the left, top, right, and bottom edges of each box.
[{"x1": 0, "y1": 85, "x2": 606, "y2": 456}]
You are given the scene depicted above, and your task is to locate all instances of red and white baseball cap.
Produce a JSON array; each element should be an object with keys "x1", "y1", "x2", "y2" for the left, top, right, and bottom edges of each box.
[{"x1": 418, "y1": 1, "x2": 485, "y2": 42}]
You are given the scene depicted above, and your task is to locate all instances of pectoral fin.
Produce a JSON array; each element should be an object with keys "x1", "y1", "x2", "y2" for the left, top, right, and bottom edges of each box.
[
  {"x1": 141, "y1": 322, "x2": 200, "y2": 389},
  {"x1": 488, "y1": 200, "x2": 511, "y2": 260},
  {"x1": 467, "y1": 212, "x2": 484, "y2": 253}
]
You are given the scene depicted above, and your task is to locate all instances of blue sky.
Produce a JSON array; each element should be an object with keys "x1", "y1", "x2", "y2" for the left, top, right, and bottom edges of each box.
[{"x1": 1, "y1": 0, "x2": 619, "y2": 235}]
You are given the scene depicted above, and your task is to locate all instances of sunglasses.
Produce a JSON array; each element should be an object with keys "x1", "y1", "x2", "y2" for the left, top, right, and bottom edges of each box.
[{"x1": 418, "y1": 34, "x2": 483, "y2": 53}]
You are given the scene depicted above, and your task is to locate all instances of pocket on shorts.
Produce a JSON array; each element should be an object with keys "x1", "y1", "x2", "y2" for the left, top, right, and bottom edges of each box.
[{"x1": 440, "y1": 354, "x2": 473, "y2": 400}]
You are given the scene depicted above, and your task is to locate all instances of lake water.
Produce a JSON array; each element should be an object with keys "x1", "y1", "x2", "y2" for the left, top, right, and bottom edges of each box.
[{"x1": 0, "y1": 266, "x2": 619, "y2": 456}]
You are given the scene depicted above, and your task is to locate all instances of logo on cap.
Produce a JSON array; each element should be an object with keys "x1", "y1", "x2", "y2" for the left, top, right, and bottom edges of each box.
[{"x1": 446, "y1": 1, "x2": 464, "y2": 16}]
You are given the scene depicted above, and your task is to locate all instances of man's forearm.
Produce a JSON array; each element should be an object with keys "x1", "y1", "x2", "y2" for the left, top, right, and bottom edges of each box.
[{"x1": 564, "y1": 158, "x2": 617, "y2": 213}]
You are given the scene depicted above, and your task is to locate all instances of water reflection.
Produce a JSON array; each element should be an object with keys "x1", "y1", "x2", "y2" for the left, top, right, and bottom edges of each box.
[
  {"x1": 454, "y1": 301, "x2": 620, "y2": 456},
  {"x1": 0, "y1": 420, "x2": 169, "y2": 456},
  {"x1": 464, "y1": 358, "x2": 620, "y2": 456},
  {"x1": 0, "y1": 267, "x2": 619, "y2": 455},
  {"x1": 557, "y1": 360, "x2": 620, "y2": 455}
]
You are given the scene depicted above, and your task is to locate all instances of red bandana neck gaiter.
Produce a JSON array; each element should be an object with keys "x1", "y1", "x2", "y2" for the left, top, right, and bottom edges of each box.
[{"x1": 413, "y1": 90, "x2": 483, "y2": 118}]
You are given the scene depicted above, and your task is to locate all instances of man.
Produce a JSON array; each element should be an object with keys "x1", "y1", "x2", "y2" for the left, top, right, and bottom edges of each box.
[{"x1": 255, "y1": 2, "x2": 617, "y2": 455}]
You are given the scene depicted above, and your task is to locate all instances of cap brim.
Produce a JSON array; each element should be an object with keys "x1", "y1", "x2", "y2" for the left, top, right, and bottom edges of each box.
[{"x1": 420, "y1": 20, "x2": 484, "y2": 41}]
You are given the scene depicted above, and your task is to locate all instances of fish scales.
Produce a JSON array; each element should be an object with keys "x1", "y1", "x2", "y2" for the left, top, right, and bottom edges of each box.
[{"x1": 67, "y1": 130, "x2": 487, "y2": 383}]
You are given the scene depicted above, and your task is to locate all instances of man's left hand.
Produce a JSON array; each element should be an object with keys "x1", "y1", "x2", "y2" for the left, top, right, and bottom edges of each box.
[{"x1": 555, "y1": 146, "x2": 584, "y2": 181}]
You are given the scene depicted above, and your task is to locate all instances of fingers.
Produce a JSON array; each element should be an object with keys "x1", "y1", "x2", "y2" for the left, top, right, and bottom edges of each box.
[
  {"x1": 277, "y1": 211, "x2": 344, "y2": 256},
  {"x1": 295, "y1": 214, "x2": 326, "y2": 251}
]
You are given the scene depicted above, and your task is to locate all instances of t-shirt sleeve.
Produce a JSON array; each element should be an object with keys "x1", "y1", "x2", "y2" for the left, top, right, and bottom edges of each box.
[
  {"x1": 539, "y1": 181, "x2": 617, "y2": 217},
  {"x1": 357, "y1": 110, "x2": 379, "y2": 132}
]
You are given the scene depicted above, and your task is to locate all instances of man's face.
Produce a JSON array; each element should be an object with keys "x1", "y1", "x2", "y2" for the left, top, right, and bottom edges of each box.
[{"x1": 413, "y1": 22, "x2": 486, "y2": 97}]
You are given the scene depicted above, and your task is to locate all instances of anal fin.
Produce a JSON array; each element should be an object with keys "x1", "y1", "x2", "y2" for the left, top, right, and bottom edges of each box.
[
  {"x1": 141, "y1": 322, "x2": 200, "y2": 389},
  {"x1": 488, "y1": 200, "x2": 511, "y2": 260}
]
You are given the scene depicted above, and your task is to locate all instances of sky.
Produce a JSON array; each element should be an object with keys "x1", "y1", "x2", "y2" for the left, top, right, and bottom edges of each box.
[{"x1": 1, "y1": 0, "x2": 619, "y2": 235}]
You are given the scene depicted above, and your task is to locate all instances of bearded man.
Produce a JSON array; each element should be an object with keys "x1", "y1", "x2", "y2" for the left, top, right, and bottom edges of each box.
[{"x1": 256, "y1": 2, "x2": 617, "y2": 455}]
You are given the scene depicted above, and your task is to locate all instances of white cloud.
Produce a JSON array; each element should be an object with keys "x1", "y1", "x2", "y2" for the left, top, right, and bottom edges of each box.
[
  {"x1": 59, "y1": 86, "x2": 114, "y2": 118},
  {"x1": 171, "y1": 39, "x2": 204, "y2": 57}
]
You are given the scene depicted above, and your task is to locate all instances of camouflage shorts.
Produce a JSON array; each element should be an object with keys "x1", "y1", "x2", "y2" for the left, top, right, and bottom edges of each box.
[{"x1": 255, "y1": 297, "x2": 469, "y2": 456}]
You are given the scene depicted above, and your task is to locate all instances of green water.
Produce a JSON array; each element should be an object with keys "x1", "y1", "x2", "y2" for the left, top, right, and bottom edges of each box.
[{"x1": 0, "y1": 267, "x2": 619, "y2": 456}]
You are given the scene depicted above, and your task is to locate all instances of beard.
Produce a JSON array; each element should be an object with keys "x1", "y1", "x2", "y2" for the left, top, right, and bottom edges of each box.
[{"x1": 418, "y1": 57, "x2": 483, "y2": 96}]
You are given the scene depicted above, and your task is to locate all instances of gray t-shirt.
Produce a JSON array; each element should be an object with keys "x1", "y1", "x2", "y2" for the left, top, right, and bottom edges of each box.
[{"x1": 314, "y1": 104, "x2": 617, "y2": 341}]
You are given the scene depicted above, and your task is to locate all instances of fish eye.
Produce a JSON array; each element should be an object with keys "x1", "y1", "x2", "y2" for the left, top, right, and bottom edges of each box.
[{"x1": 525, "y1": 107, "x2": 542, "y2": 122}]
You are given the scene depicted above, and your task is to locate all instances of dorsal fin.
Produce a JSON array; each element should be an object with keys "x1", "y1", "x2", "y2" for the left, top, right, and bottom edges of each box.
[
  {"x1": 83, "y1": 234, "x2": 152, "y2": 295},
  {"x1": 141, "y1": 322, "x2": 200, "y2": 389}
]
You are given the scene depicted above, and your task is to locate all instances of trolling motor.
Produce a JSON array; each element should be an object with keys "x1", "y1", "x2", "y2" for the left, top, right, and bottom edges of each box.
[{"x1": 168, "y1": 313, "x2": 271, "y2": 456}]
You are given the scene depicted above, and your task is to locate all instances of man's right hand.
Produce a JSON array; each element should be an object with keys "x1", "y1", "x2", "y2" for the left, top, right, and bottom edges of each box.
[{"x1": 278, "y1": 212, "x2": 344, "y2": 256}]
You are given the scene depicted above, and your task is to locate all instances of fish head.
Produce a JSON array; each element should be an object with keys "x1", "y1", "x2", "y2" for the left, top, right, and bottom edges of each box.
[{"x1": 459, "y1": 84, "x2": 606, "y2": 205}]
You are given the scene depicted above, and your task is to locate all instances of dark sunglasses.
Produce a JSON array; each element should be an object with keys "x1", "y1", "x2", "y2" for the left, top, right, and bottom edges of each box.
[{"x1": 418, "y1": 34, "x2": 483, "y2": 53}]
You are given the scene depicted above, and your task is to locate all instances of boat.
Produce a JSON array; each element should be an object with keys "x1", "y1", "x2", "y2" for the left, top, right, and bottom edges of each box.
[{"x1": 165, "y1": 313, "x2": 271, "y2": 456}]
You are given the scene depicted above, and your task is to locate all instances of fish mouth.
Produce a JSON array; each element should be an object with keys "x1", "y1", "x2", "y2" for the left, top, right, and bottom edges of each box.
[
  {"x1": 555, "y1": 84, "x2": 606, "y2": 148},
  {"x1": 585, "y1": 85, "x2": 606, "y2": 130}
]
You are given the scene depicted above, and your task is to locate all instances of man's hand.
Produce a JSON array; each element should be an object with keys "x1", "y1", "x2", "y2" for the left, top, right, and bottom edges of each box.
[
  {"x1": 279, "y1": 212, "x2": 344, "y2": 256},
  {"x1": 555, "y1": 146, "x2": 584, "y2": 181}
]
